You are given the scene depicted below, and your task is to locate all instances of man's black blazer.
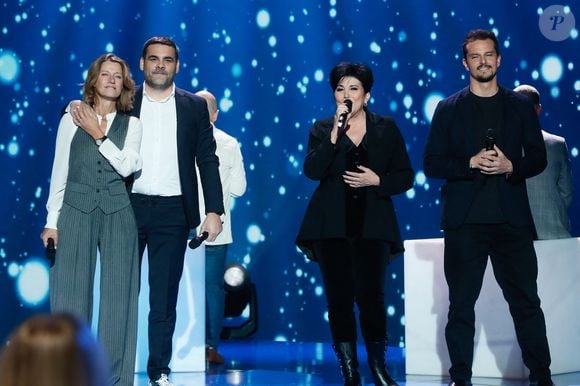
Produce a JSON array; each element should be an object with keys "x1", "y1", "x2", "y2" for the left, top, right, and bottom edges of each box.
[
  {"x1": 423, "y1": 86, "x2": 546, "y2": 231},
  {"x1": 129, "y1": 86, "x2": 224, "y2": 229}
]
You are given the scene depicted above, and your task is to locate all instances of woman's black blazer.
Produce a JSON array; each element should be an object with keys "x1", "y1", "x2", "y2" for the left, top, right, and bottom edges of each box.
[{"x1": 296, "y1": 111, "x2": 414, "y2": 261}]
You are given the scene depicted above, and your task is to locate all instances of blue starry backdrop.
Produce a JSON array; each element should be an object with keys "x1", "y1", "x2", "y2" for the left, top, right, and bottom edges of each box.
[{"x1": 1, "y1": 1, "x2": 578, "y2": 344}]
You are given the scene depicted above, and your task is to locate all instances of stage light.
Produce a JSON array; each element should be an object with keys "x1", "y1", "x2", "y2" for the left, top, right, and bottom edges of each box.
[
  {"x1": 224, "y1": 264, "x2": 248, "y2": 289},
  {"x1": 220, "y1": 263, "x2": 258, "y2": 339}
]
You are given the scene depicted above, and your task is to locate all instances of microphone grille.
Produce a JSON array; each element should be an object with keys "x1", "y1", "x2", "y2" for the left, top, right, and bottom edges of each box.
[{"x1": 344, "y1": 99, "x2": 353, "y2": 111}]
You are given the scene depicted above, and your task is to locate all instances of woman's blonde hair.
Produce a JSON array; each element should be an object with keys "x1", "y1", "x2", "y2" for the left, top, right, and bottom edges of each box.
[
  {"x1": 83, "y1": 53, "x2": 135, "y2": 112},
  {"x1": 0, "y1": 313, "x2": 111, "y2": 386}
]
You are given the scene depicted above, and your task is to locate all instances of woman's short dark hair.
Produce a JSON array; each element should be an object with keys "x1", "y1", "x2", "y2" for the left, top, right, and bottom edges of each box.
[
  {"x1": 329, "y1": 62, "x2": 374, "y2": 93},
  {"x1": 141, "y1": 36, "x2": 179, "y2": 62},
  {"x1": 462, "y1": 29, "x2": 500, "y2": 58}
]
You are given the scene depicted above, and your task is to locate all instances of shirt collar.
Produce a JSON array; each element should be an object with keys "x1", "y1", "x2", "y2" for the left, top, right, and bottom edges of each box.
[
  {"x1": 96, "y1": 111, "x2": 117, "y2": 119},
  {"x1": 143, "y1": 82, "x2": 176, "y2": 103}
]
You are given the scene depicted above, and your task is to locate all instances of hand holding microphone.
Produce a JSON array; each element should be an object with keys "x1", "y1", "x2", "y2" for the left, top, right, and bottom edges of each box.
[
  {"x1": 471, "y1": 128, "x2": 512, "y2": 175},
  {"x1": 484, "y1": 128, "x2": 496, "y2": 151},
  {"x1": 336, "y1": 99, "x2": 353, "y2": 139},
  {"x1": 188, "y1": 231, "x2": 209, "y2": 249},
  {"x1": 46, "y1": 238, "x2": 56, "y2": 267}
]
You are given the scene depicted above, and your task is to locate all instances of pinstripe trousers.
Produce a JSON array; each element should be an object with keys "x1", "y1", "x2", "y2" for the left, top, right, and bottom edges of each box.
[{"x1": 50, "y1": 203, "x2": 139, "y2": 386}]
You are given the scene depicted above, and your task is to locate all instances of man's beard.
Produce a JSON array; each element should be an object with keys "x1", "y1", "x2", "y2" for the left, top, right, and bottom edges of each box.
[
  {"x1": 471, "y1": 66, "x2": 497, "y2": 83},
  {"x1": 145, "y1": 71, "x2": 175, "y2": 90}
]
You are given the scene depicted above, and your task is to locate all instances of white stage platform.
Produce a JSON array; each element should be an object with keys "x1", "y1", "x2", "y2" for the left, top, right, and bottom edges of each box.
[{"x1": 404, "y1": 237, "x2": 580, "y2": 379}]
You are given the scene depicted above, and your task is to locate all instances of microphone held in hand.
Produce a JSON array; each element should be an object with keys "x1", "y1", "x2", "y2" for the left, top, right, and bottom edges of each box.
[
  {"x1": 344, "y1": 99, "x2": 353, "y2": 113},
  {"x1": 188, "y1": 231, "x2": 209, "y2": 249},
  {"x1": 337, "y1": 99, "x2": 353, "y2": 138},
  {"x1": 484, "y1": 128, "x2": 496, "y2": 151},
  {"x1": 46, "y1": 238, "x2": 56, "y2": 268}
]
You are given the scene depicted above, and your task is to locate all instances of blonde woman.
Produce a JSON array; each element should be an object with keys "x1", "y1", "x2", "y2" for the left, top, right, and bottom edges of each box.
[{"x1": 40, "y1": 53, "x2": 142, "y2": 386}]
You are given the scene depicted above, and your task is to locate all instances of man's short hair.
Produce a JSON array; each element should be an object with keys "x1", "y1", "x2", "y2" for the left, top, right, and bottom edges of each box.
[
  {"x1": 141, "y1": 36, "x2": 179, "y2": 61},
  {"x1": 514, "y1": 84, "x2": 540, "y2": 106},
  {"x1": 462, "y1": 29, "x2": 500, "y2": 59}
]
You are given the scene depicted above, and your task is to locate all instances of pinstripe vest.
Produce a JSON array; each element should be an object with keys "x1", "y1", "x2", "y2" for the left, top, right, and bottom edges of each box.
[{"x1": 62, "y1": 113, "x2": 131, "y2": 214}]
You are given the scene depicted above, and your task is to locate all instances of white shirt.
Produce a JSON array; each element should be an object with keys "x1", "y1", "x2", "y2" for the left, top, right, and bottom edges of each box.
[
  {"x1": 45, "y1": 112, "x2": 143, "y2": 229},
  {"x1": 131, "y1": 83, "x2": 181, "y2": 196},
  {"x1": 198, "y1": 126, "x2": 247, "y2": 245}
]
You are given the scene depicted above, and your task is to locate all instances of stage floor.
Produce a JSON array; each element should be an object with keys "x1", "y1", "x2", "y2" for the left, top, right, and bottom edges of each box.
[{"x1": 133, "y1": 340, "x2": 580, "y2": 386}]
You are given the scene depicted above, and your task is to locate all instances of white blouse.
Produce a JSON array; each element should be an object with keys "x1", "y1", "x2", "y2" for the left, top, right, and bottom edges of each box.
[{"x1": 44, "y1": 112, "x2": 143, "y2": 229}]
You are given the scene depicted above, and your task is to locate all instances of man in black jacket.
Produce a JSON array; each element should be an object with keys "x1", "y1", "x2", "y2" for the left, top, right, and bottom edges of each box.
[
  {"x1": 423, "y1": 29, "x2": 553, "y2": 386},
  {"x1": 130, "y1": 36, "x2": 223, "y2": 386}
]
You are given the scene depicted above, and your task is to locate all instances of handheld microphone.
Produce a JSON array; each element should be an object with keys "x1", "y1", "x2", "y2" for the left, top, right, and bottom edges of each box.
[
  {"x1": 188, "y1": 231, "x2": 209, "y2": 249},
  {"x1": 484, "y1": 128, "x2": 496, "y2": 151},
  {"x1": 344, "y1": 99, "x2": 353, "y2": 113},
  {"x1": 337, "y1": 99, "x2": 353, "y2": 137},
  {"x1": 46, "y1": 238, "x2": 56, "y2": 268}
]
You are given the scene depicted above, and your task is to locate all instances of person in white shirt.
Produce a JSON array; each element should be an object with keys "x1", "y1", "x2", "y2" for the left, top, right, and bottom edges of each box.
[
  {"x1": 128, "y1": 37, "x2": 224, "y2": 386},
  {"x1": 64, "y1": 38, "x2": 224, "y2": 386},
  {"x1": 195, "y1": 90, "x2": 247, "y2": 365},
  {"x1": 40, "y1": 53, "x2": 143, "y2": 386}
]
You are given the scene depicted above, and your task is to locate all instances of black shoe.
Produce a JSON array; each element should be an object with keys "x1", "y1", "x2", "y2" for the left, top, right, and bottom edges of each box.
[
  {"x1": 448, "y1": 381, "x2": 473, "y2": 386},
  {"x1": 530, "y1": 380, "x2": 555, "y2": 386},
  {"x1": 364, "y1": 341, "x2": 398, "y2": 386},
  {"x1": 332, "y1": 341, "x2": 361, "y2": 386}
]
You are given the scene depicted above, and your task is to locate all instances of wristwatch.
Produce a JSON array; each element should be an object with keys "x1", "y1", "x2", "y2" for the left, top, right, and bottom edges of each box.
[{"x1": 95, "y1": 135, "x2": 107, "y2": 146}]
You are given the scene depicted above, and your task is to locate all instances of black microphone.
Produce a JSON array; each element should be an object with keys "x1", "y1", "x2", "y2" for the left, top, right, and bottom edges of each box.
[
  {"x1": 188, "y1": 231, "x2": 209, "y2": 249},
  {"x1": 484, "y1": 128, "x2": 496, "y2": 151},
  {"x1": 344, "y1": 99, "x2": 353, "y2": 112},
  {"x1": 46, "y1": 238, "x2": 56, "y2": 268},
  {"x1": 337, "y1": 99, "x2": 353, "y2": 137}
]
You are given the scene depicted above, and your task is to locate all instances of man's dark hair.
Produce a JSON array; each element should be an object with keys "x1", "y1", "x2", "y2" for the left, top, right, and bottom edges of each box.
[
  {"x1": 462, "y1": 29, "x2": 500, "y2": 58},
  {"x1": 329, "y1": 62, "x2": 374, "y2": 93},
  {"x1": 141, "y1": 36, "x2": 179, "y2": 61}
]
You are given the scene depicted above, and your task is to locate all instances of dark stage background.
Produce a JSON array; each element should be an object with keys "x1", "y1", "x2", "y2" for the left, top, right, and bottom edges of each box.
[{"x1": 1, "y1": 1, "x2": 578, "y2": 346}]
